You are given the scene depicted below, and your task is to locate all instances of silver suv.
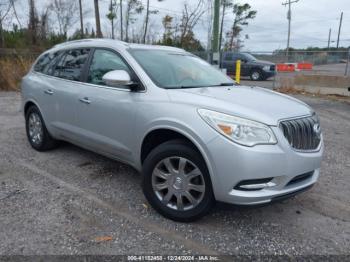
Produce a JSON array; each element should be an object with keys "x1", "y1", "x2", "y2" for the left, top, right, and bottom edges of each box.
[{"x1": 21, "y1": 39, "x2": 323, "y2": 221}]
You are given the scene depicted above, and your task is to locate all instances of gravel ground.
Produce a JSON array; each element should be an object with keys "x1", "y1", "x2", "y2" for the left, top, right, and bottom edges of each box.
[{"x1": 0, "y1": 91, "x2": 349, "y2": 256}]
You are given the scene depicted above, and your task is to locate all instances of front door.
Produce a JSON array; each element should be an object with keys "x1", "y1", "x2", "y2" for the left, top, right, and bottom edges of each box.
[{"x1": 75, "y1": 48, "x2": 140, "y2": 163}]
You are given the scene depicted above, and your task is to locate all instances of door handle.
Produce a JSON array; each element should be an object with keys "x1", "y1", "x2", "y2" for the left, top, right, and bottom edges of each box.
[
  {"x1": 79, "y1": 97, "x2": 91, "y2": 104},
  {"x1": 44, "y1": 89, "x2": 54, "y2": 95}
]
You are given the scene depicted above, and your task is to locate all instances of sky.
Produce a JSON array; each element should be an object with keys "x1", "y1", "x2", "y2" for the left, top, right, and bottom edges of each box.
[{"x1": 9, "y1": 0, "x2": 350, "y2": 51}]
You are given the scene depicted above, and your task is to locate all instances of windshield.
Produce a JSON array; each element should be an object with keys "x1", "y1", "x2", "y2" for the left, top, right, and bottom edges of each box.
[
  {"x1": 129, "y1": 49, "x2": 234, "y2": 89},
  {"x1": 242, "y1": 53, "x2": 257, "y2": 61}
]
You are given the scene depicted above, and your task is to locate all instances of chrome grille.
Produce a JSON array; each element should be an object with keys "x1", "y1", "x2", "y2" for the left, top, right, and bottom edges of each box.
[{"x1": 279, "y1": 115, "x2": 321, "y2": 151}]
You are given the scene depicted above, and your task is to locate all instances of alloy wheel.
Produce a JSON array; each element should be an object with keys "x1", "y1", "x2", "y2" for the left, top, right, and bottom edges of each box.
[
  {"x1": 151, "y1": 156, "x2": 206, "y2": 211},
  {"x1": 28, "y1": 112, "x2": 43, "y2": 145}
]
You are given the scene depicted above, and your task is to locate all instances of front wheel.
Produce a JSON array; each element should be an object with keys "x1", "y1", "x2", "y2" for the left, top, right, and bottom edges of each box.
[
  {"x1": 142, "y1": 140, "x2": 215, "y2": 222},
  {"x1": 250, "y1": 69, "x2": 264, "y2": 81}
]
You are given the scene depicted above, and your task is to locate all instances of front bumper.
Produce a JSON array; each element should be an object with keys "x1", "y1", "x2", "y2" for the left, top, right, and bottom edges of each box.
[
  {"x1": 204, "y1": 126, "x2": 323, "y2": 205},
  {"x1": 262, "y1": 71, "x2": 276, "y2": 79}
]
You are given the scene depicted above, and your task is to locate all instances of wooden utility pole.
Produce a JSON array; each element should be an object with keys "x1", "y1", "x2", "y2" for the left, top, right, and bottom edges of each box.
[
  {"x1": 79, "y1": 0, "x2": 84, "y2": 37},
  {"x1": 282, "y1": 0, "x2": 299, "y2": 61},
  {"x1": 336, "y1": 12, "x2": 343, "y2": 49},
  {"x1": 94, "y1": 0, "x2": 103, "y2": 38},
  {"x1": 212, "y1": 0, "x2": 220, "y2": 53},
  {"x1": 218, "y1": 1, "x2": 226, "y2": 52}
]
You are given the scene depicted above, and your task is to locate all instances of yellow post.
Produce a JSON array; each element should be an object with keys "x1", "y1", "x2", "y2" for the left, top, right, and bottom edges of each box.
[{"x1": 235, "y1": 60, "x2": 241, "y2": 84}]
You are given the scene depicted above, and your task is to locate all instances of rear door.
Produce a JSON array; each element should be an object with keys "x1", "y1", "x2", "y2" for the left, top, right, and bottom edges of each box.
[
  {"x1": 221, "y1": 52, "x2": 237, "y2": 74},
  {"x1": 75, "y1": 48, "x2": 141, "y2": 163},
  {"x1": 47, "y1": 48, "x2": 91, "y2": 139},
  {"x1": 30, "y1": 50, "x2": 63, "y2": 132}
]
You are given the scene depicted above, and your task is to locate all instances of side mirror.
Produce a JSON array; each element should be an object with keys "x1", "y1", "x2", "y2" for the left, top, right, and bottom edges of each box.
[{"x1": 102, "y1": 70, "x2": 134, "y2": 88}]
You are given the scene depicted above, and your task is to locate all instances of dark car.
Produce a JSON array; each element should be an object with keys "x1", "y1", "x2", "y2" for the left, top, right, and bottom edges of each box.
[{"x1": 221, "y1": 52, "x2": 276, "y2": 81}]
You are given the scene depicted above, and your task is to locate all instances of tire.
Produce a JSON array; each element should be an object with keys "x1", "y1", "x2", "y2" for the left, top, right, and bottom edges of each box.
[
  {"x1": 25, "y1": 105, "x2": 58, "y2": 151},
  {"x1": 142, "y1": 139, "x2": 215, "y2": 222},
  {"x1": 250, "y1": 69, "x2": 263, "y2": 81}
]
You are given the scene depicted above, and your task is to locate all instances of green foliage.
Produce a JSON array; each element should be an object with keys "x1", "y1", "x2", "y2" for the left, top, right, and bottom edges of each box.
[{"x1": 225, "y1": 3, "x2": 257, "y2": 50}]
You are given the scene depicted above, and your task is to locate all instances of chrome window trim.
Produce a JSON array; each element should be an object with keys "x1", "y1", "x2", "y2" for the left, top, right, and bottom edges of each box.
[
  {"x1": 31, "y1": 46, "x2": 147, "y2": 93},
  {"x1": 277, "y1": 114, "x2": 322, "y2": 153},
  {"x1": 32, "y1": 71, "x2": 145, "y2": 93}
]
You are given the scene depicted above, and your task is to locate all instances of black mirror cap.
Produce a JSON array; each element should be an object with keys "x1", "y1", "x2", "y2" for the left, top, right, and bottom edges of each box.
[{"x1": 128, "y1": 82, "x2": 142, "y2": 92}]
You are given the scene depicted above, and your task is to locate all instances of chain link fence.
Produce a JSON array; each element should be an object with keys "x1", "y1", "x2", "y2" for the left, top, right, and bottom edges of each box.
[{"x1": 193, "y1": 50, "x2": 350, "y2": 66}]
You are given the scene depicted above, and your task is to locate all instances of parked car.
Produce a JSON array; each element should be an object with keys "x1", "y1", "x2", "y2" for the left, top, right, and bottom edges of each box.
[
  {"x1": 221, "y1": 52, "x2": 276, "y2": 81},
  {"x1": 21, "y1": 39, "x2": 323, "y2": 222}
]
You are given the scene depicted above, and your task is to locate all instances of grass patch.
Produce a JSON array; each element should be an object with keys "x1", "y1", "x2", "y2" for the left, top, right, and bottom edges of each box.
[{"x1": 0, "y1": 57, "x2": 34, "y2": 91}]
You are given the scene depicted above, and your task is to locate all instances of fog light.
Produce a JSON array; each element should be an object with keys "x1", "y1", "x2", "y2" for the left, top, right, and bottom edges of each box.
[{"x1": 234, "y1": 178, "x2": 276, "y2": 191}]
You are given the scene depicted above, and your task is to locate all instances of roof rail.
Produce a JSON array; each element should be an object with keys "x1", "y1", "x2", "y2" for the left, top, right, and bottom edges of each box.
[{"x1": 53, "y1": 38, "x2": 128, "y2": 49}]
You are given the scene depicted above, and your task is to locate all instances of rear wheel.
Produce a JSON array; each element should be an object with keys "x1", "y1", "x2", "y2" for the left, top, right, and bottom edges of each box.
[
  {"x1": 25, "y1": 105, "x2": 58, "y2": 151},
  {"x1": 142, "y1": 140, "x2": 215, "y2": 222}
]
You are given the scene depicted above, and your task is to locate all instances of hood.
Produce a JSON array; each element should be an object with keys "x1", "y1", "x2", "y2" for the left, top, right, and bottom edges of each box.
[{"x1": 167, "y1": 86, "x2": 313, "y2": 126}]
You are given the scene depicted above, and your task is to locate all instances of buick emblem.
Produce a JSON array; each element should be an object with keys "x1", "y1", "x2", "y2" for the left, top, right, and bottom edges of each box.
[{"x1": 313, "y1": 123, "x2": 321, "y2": 137}]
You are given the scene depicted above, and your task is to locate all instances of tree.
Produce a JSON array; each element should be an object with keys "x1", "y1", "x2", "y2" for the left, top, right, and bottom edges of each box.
[
  {"x1": 226, "y1": 3, "x2": 256, "y2": 50},
  {"x1": 179, "y1": 0, "x2": 206, "y2": 48},
  {"x1": 161, "y1": 14, "x2": 173, "y2": 46},
  {"x1": 125, "y1": 0, "x2": 143, "y2": 42},
  {"x1": 28, "y1": 0, "x2": 39, "y2": 44},
  {"x1": 106, "y1": 0, "x2": 117, "y2": 39},
  {"x1": 142, "y1": 0, "x2": 164, "y2": 44},
  {"x1": 219, "y1": 0, "x2": 233, "y2": 51},
  {"x1": 0, "y1": 0, "x2": 12, "y2": 47},
  {"x1": 78, "y1": 0, "x2": 84, "y2": 37},
  {"x1": 50, "y1": 0, "x2": 79, "y2": 39},
  {"x1": 94, "y1": 0, "x2": 102, "y2": 37}
]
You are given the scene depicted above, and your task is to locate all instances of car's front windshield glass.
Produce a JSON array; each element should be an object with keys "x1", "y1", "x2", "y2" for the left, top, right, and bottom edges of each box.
[
  {"x1": 242, "y1": 53, "x2": 257, "y2": 61},
  {"x1": 128, "y1": 49, "x2": 234, "y2": 89}
]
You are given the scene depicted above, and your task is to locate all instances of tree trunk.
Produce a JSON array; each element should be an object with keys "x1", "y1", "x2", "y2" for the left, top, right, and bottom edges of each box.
[
  {"x1": 125, "y1": 2, "x2": 130, "y2": 42},
  {"x1": 110, "y1": 0, "x2": 115, "y2": 39},
  {"x1": 120, "y1": 0, "x2": 123, "y2": 40},
  {"x1": 111, "y1": 19, "x2": 115, "y2": 39},
  {"x1": 143, "y1": 0, "x2": 150, "y2": 44},
  {"x1": 0, "y1": 20, "x2": 4, "y2": 48},
  {"x1": 28, "y1": 0, "x2": 37, "y2": 45},
  {"x1": 94, "y1": 0, "x2": 103, "y2": 38},
  {"x1": 229, "y1": 21, "x2": 237, "y2": 50},
  {"x1": 79, "y1": 0, "x2": 84, "y2": 37}
]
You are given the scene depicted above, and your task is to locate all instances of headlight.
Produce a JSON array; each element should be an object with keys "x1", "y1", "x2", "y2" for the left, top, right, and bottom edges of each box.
[
  {"x1": 198, "y1": 109, "x2": 277, "y2": 147},
  {"x1": 262, "y1": 65, "x2": 270, "y2": 71}
]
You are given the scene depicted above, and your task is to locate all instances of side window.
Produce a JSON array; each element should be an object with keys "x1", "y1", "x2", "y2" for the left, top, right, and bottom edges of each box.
[
  {"x1": 87, "y1": 49, "x2": 131, "y2": 86},
  {"x1": 52, "y1": 53, "x2": 67, "y2": 78},
  {"x1": 224, "y1": 53, "x2": 234, "y2": 61},
  {"x1": 56, "y1": 49, "x2": 90, "y2": 81},
  {"x1": 34, "y1": 51, "x2": 61, "y2": 73}
]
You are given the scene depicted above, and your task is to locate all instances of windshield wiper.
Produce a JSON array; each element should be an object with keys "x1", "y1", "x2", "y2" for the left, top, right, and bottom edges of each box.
[
  {"x1": 166, "y1": 83, "x2": 236, "y2": 89},
  {"x1": 217, "y1": 82, "x2": 235, "y2": 86}
]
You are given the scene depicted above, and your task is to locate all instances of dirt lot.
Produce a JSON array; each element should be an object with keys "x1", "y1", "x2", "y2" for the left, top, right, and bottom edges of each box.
[{"x1": 0, "y1": 91, "x2": 349, "y2": 256}]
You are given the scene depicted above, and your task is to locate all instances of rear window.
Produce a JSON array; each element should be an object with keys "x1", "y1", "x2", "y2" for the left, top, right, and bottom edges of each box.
[{"x1": 34, "y1": 51, "x2": 61, "y2": 74}]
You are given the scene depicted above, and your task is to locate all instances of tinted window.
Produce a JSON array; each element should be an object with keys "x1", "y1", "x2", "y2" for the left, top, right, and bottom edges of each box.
[
  {"x1": 34, "y1": 51, "x2": 61, "y2": 74},
  {"x1": 88, "y1": 49, "x2": 131, "y2": 86},
  {"x1": 224, "y1": 53, "x2": 234, "y2": 61},
  {"x1": 55, "y1": 49, "x2": 90, "y2": 81}
]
